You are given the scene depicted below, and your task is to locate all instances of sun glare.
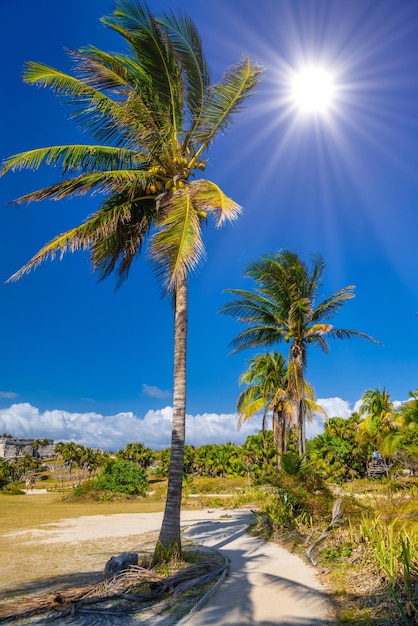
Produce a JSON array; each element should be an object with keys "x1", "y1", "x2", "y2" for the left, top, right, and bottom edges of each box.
[{"x1": 291, "y1": 67, "x2": 335, "y2": 113}]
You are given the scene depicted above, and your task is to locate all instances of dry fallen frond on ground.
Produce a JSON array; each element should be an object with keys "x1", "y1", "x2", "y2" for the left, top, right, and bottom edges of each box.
[{"x1": 0, "y1": 559, "x2": 226, "y2": 623}]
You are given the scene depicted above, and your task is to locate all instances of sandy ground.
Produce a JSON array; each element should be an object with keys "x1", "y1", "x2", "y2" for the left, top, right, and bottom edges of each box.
[{"x1": 4, "y1": 508, "x2": 334, "y2": 625}]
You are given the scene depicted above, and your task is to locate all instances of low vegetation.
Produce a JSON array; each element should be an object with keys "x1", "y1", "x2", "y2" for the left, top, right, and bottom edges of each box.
[{"x1": 1, "y1": 395, "x2": 417, "y2": 625}]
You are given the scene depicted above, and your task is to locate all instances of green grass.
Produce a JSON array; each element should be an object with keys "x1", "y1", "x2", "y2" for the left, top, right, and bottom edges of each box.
[{"x1": 0, "y1": 492, "x2": 164, "y2": 533}]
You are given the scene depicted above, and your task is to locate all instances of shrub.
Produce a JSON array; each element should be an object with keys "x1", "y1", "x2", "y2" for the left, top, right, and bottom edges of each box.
[
  {"x1": 1, "y1": 482, "x2": 25, "y2": 495},
  {"x1": 256, "y1": 467, "x2": 333, "y2": 535},
  {"x1": 94, "y1": 460, "x2": 148, "y2": 495}
]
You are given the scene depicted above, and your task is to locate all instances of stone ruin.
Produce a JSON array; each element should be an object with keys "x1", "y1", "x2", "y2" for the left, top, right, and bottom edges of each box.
[{"x1": 0, "y1": 437, "x2": 55, "y2": 460}]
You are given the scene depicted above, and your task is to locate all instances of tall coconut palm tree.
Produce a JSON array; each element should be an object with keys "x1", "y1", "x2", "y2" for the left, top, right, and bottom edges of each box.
[
  {"x1": 221, "y1": 250, "x2": 378, "y2": 455},
  {"x1": 1, "y1": 1, "x2": 263, "y2": 556}
]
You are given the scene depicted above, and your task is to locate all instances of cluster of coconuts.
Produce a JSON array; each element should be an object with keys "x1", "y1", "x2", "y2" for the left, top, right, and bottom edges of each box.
[{"x1": 144, "y1": 156, "x2": 206, "y2": 195}]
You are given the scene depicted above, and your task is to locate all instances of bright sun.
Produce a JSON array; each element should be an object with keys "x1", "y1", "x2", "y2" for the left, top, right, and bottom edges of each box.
[{"x1": 291, "y1": 67, "x2": 335, "y2": 113}]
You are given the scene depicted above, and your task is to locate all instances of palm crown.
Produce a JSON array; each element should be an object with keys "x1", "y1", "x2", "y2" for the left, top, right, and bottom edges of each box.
[
  {"x1": 222, "y1": 250, "x2": 373, "y2": 359},
  {"x1": 2, "y1": 1, "x2": 262, "y2": 291}
]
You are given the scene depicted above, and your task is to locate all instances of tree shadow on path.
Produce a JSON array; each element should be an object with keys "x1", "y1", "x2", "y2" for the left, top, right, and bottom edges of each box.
[{"x1": 182, "y1": 510, "x2": 334, "y2": 626}]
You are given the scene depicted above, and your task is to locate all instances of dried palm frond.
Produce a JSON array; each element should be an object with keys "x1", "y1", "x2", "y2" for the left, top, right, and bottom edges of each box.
[{"x1": 0, "y1": 559, "x2": 226, "y2": 622}]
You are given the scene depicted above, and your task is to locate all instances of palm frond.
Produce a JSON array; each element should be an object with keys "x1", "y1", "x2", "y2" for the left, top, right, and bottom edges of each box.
[
  {"x1": 23, "y1": 61, "x2": 137, "y2": 147},
  {"x1": 68, "y1": 47, "x2": 171, "y2": 153},
  {"x1": 7, "y1": 192, "x2": 155, "y2": 284},
  {"x1": 312, "y1": 286, "x2": 356, "y2": 322},
  {"x1": 193, "y1": 57, "x2": 264, "y2": 150},
  {"x1": 1, "y1": 145, "x2": 139, "y2": 176},
  {"x1": 228, "y1": 325, "x2": 285, "y2": 353},
  {"x1": 288, "y1": 298, "x2": 311, "y2": 330},
  {"x1": 304, "y1": 397, "x2": 327, "y2": 419},
  {"x1": 308, "y1": 334, "x2": 331, "y2": 354},
  {"x1": 10, "y1": 170, "x2": 148, "y2": 204},
  {"x1": 220, "y1": 290, "x2": 285, "y2": 324},
  {"x1": 188, "y1": 179, "x2": 241, "y2": 226},
  {"x1": 90, "y1": 196, "x2": 156, "y2": 285},
  {"x1": 158, "y1": 10, "x2": 209, "y2": 134},
  {"x1": 69, "y1": 46, "x2": 143, "y2": 92},
  {"x1": 7, "y1": 220, "x2": 97, "y2": 283},
  {"x1": 326, "y1": 328, "x2": 381, "y2": 343},
  {"x1": 237, "y1": 392, "x2": 266, "y2": 428},
  {"x1": 104, "y1": 0, "x2": 184, "y2": 145},
  {"x1": 150, "y1": 188, "x2": 205, "y2": 291}
]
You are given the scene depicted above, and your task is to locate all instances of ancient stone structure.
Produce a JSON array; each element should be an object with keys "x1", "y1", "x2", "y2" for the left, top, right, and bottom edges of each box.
[{"x1": 0, "y1": 438, "x2": 54, "y2": 460}]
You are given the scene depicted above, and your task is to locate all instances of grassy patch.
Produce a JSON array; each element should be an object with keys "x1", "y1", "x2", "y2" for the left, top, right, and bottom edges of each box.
[
  {"x1": 0, "y1": 492, "x2": 165, "y2": 590},
  {"x1": 318, "y1": 478, "x2": 418, "y2": 625}
]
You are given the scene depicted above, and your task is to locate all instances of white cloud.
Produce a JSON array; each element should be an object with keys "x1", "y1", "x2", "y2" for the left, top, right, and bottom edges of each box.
[
  {"x1": 0, "y1": 391, "x2": 18, "y2": 399},
  {"x1": 0, "y1": 396, "x2": 375, "y2": 452},
  {"x1": 142, "y1": 384, "x2": 171, "y2": 399},
  {"x1": 308, "y1": 397, "x2": 356, "y2": 439},
  {"x1": 317, "y1": 397, "x2": 353, "y2": 420},
  {"x1": 0, "y1": 403, "x2": 258, "y2": 450}
]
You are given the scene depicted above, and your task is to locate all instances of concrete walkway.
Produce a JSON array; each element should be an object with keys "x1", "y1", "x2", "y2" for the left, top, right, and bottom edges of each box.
[{"x1": 181, "y1": 510, "x2": 334, "y2": 625}]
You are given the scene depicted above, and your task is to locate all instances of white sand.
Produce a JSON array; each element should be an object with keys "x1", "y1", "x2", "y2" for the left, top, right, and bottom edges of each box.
[{"x1": 6, "y1": 509, "x2": 334, "y2": 624}]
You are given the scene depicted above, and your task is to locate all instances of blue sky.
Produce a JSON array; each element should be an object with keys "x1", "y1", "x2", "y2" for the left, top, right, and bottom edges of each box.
[{"x1": 1, "y1": 0, "x2": 418, "y2": 449}]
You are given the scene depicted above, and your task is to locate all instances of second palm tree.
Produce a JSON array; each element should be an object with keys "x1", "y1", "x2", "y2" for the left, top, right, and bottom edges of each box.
[{"x1": 221, "y1": 250, "x2": 378, "y2": 455}]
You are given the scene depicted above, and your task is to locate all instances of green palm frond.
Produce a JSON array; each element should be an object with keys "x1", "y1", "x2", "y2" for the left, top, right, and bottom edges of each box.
[
  {"x1": 245, "y1": 256, "x2": 294, "y2": 315},
  {"x1": 326, "y1": 328, "x2": 380, "y2": 343},
  {"x1": 398, "y1": 390, "x2": 418, "y2": 427},
  {"x1": 304, "y1": 397, "x2": 327, "y2": 420},
  {"x1": 68, "y1": 47, "x2": 171, "y2": 152},
  {"x1": 312, "y1": 286, "x2": 356, "y2": 322},
  {"x1": 288, "y1": 298, "x2": 311, "y2": 332},
  {"x1": 221, "y1": 289, "x2": 284, "y2": 323},
  {"x1": 237, "y1": 351, "x2": 288, "y2": 430},
  {"x1": 151, "y1": 188, "x2": 205, "y2": 291},
  {"x1": 7, "y1": 192, "x2": 155, "y2": 283},
  {"x1": 228, "y1": 325, "x2": 285, "y2": 353},
  {"x1": 104, "y1": 0, "x2": 183, "y2": 144},
  {"x1": 10, "y1": 170, "x2": 148, "y2": 204},
  {"x1": 90, "y1": 197, "x2": 156, "y2": 285},
  {"x1": 1, "y1": 145, "x2": 139, "y2": 176},
  {"x1": 159, "y1": 10, "x2": 210, "y2": 133},
  {"x1": 7, "y1": 219, "x2": 99, "y2": 283},
  {"x1": 193, "y1": 57, "x2": 264, "y2": 150},
  {"x1": 308, "y1": 333, "x2": 331, "y2": 354},
  {"x1": 69, "y1": 46, "x2": 142, "y2": 91},
  {"x1": 237, "y1": 392, "x2": 267, "y2": 427},
  {"x1": 23, "y1": 61, "x2": 136, "y2": 147}
]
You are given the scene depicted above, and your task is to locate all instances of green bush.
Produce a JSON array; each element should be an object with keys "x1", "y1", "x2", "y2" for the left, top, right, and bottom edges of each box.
[
  {"x1": 257, "y1": 468, "x2": 333, "y2": 534},
  {"x1": 94, "y1": 460, "x2": 148, "y2": 495},
  {"x1": 1, "y1": 482, "x2": 25, "y2": 495}
]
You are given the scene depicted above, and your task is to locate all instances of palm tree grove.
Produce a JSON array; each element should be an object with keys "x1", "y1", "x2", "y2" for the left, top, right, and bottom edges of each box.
[{"x1": 0, "y1": 1, "x2": 417, "y2": 625}]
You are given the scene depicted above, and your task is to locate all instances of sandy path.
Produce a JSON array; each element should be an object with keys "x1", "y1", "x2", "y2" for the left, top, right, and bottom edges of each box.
[{"x1": 4, "y1": 509, "x2": 334, "y2": 625}]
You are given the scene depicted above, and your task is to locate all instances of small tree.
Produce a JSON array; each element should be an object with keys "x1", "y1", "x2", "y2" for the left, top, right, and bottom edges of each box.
[{"x1": 95, "y1": 459, "x2": 148, "y2": 495}]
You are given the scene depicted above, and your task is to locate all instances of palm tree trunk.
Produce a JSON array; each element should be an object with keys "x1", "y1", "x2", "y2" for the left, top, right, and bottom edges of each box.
[
  {"x1": 273, "y1": 410, "x2": 287, "y2": 468},
  {"x1": 298, "y1": 399, "x2": 306, "y2": 456},
  {"x1": 290, "y1": 344, "x2": 306, "y2": 456},
  {"x1": 156, "y1": 275, "x2": 188, "y2": 558},
  {"x1": 272, "y1": 413, "x2": 281, "y2": 468}
]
